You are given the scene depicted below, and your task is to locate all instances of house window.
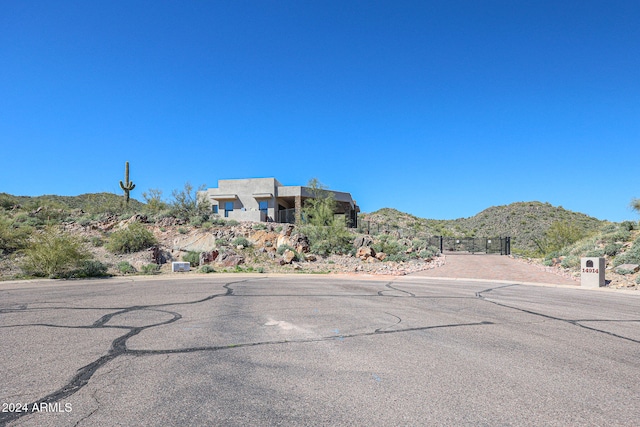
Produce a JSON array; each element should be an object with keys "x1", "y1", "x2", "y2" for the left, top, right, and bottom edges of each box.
[
  {"x1": 224, "y1": 201, "x2": 234, "y2": 218},
  {"x1": 212, "y1": 205, "x2": 218, "y2": 214},
  {"x1": 259, "y1": 201, "x2": 268, "y2": 216}
]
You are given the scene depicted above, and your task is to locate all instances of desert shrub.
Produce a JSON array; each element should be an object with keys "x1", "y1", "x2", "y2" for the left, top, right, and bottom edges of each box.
[
  {"x1": 106, "y1": 223, "x2": 157, "y2": 254},
  {"x1": 616, "y1": 268, "x2": 635, "y2": 275},
  {"x1": 0, "y1": 215, "x2": 31, "y2": 255},
  {"x1": 90, "y1": 236, "x2": 104, "y2": 247},
  {"x1": 117, "y1": 261, "x2": 136, "y2": 274},
  {"x1": 183, "y1": 251, "x2": 200, "y2": 267},
  {"x1": 636, "y1": 276, "x2": 640, "y2": 285},
  {"x1": 226, "y1": 219, "x2": 239, "y2": 226},
  {"x1": 216, "y1": 238, "x2": 229, "y2": 247},
  {"x1": 372, "y1": 235, "x2": 403, "y2": 256},
  {"x1": 169, "y1": 182, "x2": 211, "y2": 221},
  {"x1": 68, "y1": 260, "x2": 109, "y2": 278},
  {"x1": 560, "y1": 255, "x2": 580, "y2": 269},
  {"x1": 585, "y1": 249, "x2": 604, "y2": 257},
  {"x1": 418, "y1": 247, "x2": 439, "y2": 259},
  {"x1": 620, "y1": 221, "x2": 636, "y2": 231},
  {"x1": 299, "y1": 222, "x2": 353, "y2": 256},
  {"x1": 200, "y1": 265, "x2": 215, "y2": 273},
  {"x1": 277, "y1": 244, "x2": 295, "y2": 255},
  {"x1": 177, "y1": 227, "x2": 188, "y2": 234},
  {"x1": 534, "y1": 221, "x2": 587, "y2": 256},
  {"x1": 140, "y1": 264, "x2": 159, "y2": 275},
  {"x1": 608, "y1": 229, "x2": 632, "y2": 242},
  {"x1": 613, "y1": 238, "x2": 640, "y2": 267},
  {"x1": 232, "y1": 237, "x2": 252, "y2": 248},
  {"x1": 21, "y1": 227, "x2": 91, "y2": 277},
  {"x1": 189, "y1": 215, "x2": 204, "y2": 227},
  {"x1": 604, "y1": 243, "x2": 622, "y2": 257},
  {"x1": 386, "y1": 253, "x2": 410, "y2": 262},
  {"x1": 252, "y1": 223, "x2": 267, "y2": 230}
]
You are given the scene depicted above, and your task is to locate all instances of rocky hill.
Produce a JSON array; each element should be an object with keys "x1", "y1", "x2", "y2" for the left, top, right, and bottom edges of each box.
[{"x1": 359, "y1": 202, "x2": 608, "y2": 254}]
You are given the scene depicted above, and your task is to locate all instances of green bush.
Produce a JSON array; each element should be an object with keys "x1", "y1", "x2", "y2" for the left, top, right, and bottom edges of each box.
[
  {"x1": 232, "y1": 237, "x2": 252, "y2": 248},
  {"x1": 560, "y1": 255, "x2": 580, "y2": 269},
  {"x1": 140, "y1": 264, "x2": 160, "y2": 275},
  {"x1": 200, "y1": 265, "x2": 215, "y2": 273},
  {"x1": 68, "y1": 260, "x2": 109, "y2": 278},
  {"x1": 616, "y1": 268, "x2": 635, "y2": 275},
  {"x1": 636, "y1": 276, "x2": 640, "y2": 285},
  {"x1": 21, "y1": 227, "x2": 91, "y2": 278},
  {"x1": 585, "y1": 249, "x2": 604, "y2": 257},
  {"x1": 620, "y1": 221, "x2": 636, "y2": 231},
  {"x1": 183, "y1": 251, "x2": 200, "y2": 267},
  {"x1": 106, "y1": 223, "x2": 157, "y2": 254},
  {"x1": 613, "y1": 238, "x2": 640, "y2": 267},
  {"x1": 604, "y1": 243, "x2": 622, "y2": 257},
  {"x1": 276, "y1": 244, "x2": 295, "y2": 255},
  {"x1": 90, "y1": 236, "x2": 104, "y2": 247},
  {"x1": 117, "y1": 261, "x2": 136, "y2": 274},
  {"x1": 0, "y1": 215, "x2": 31, "y2": 255},
  {"x1": 372, "y1": 235, "x2": 404, "y2": 256}
]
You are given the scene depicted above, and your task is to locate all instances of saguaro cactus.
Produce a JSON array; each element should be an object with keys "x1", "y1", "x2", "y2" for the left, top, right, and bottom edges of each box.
[{"x1": 119, "y1": 161, "x2": 136, "y2": 205}]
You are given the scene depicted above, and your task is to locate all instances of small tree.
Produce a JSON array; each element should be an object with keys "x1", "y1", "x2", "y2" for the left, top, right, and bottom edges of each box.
[
  {"x1": 21, "y1": 226, "x2": 90, "y2": 277},
  {"x1": 170, "y1": 182, "x2": 211, "y2": 221},
  {"x1": 534, "y1": 220, "x2": 586, "y2": 256},
  {"x1": 142, "y1": 188, "x2": 168, "y2": 214},
  {"x1": 299, "y1": 179, "x2": 352, "y2": 255},
  {"x1": 106, "y1": 222, "x2": 157, "y2": 254},
  {"x1": 631, "y1": 198, "x2": 640, "y2": 215}
]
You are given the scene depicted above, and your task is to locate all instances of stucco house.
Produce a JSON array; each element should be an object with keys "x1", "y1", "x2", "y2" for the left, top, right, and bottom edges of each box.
[{"x1": 201, "y1": 178, "x2": 359, "y2": 227}]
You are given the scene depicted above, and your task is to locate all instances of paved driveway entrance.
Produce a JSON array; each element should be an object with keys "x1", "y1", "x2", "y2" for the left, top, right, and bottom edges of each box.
[{"x1": 412, "y1": 254, "x2": 577, "y2": 286}]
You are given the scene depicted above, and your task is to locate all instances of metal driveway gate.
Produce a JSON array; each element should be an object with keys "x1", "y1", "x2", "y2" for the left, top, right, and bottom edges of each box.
[{"x1": 431, "y1": 236, "x2": 511, "y2": 255}]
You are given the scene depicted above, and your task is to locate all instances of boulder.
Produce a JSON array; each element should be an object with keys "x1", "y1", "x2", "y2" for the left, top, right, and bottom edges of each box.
[
  {"x1": 375, "y1": 252, "x2": 387, "y2": 261},
  {"x1": 615, "y1": 264, "x2": 639, "y2": 274},
  {"x1": 219, "y1": 251, "x2": 244, "y2": 267},
  {"x1": 356, "y1": 246, "x2": 376, "y2": 260},
  {"x1": 353, "y1": 235, "x2": 374, "y2": 248},
  {"x1": 282, "y1": 249, "x2": 297, "y2": 264},
  {"x1": 200, "y1": 250, "x2": 219, "y2": 265}
]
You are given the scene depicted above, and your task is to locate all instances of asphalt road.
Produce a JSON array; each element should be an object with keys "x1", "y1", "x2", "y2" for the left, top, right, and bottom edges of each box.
[{"x1": 1, "y1": 275, "x2": 639, "y2": 426}]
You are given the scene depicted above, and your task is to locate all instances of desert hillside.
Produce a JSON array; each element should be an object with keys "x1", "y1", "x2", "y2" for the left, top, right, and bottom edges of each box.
[{"x1": 359, "y1": 201, "x2": 607, "y2": 254}]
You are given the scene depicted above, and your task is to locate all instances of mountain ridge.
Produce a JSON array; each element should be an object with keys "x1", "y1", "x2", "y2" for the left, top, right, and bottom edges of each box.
[{"x1": 360, "y1": 201, "x2": 609, "y2": 253}]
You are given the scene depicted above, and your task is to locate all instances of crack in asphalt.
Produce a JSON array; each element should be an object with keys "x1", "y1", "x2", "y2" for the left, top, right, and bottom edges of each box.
[
  {"x1": 0, "y1": 279, "x2": 241, "y2": 425},
  {"x1": 476, "y1": 285, "x2": 640, "y2": 344},
  {"x1": 127, "y1": 320, "x2": 494, "y2": 356},
  {"x1": 7, "y1": 278, "x2": 634, "y2": 424},
  {"x1": 378, "y1": 282, "x2": 416, "y2": 297}
]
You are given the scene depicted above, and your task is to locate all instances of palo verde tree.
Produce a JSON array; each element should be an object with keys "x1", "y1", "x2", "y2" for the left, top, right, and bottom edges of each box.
[
  {"x1": 119, "y1": 161, "x2": 136, "y2": 205},
  {"x1": 300, "y1": 178, "x2": 352, "y2": 255}
]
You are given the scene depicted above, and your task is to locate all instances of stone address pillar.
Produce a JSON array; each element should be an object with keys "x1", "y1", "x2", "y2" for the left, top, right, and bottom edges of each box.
[{"x1": 580, "y1": 257, "x2": 605, "y2": 288}]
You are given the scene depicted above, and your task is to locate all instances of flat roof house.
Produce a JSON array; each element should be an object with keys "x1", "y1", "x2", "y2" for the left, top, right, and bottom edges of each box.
[{"x1": 201, "y1": 178, "x2": 359, "y2": 227}]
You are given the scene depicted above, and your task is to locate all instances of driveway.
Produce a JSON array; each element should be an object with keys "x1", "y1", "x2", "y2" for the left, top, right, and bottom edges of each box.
[
  {"x1": 412, "y1": 253, "x2": 578, "y2": 285},
  {"x1": 1, "y1": 274, "x2": 638, "y2": 426}
]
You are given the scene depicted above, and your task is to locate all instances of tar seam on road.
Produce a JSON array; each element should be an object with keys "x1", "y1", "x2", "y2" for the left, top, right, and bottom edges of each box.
[{"x1": 476, "y1": 284, "x2": 640, "y2": 344}]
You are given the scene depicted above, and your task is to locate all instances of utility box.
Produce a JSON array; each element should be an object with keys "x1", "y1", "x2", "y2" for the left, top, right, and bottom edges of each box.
[
  {"x1": 172, "y1": 262, "x2": 191, "y2": 272},
  {"x1": 580, "y1": 257, "x2": 605, "y2": 288}
]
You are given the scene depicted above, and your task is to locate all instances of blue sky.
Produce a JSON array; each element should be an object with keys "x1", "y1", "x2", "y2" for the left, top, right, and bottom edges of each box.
[{"x1": 1, "y1": 1, "x2": 638, "y2": 222}]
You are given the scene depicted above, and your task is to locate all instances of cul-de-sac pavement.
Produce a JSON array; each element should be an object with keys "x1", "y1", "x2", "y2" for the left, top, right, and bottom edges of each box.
[{"x1": 1, "y1": 255, "x2": 639, "y2": 426}]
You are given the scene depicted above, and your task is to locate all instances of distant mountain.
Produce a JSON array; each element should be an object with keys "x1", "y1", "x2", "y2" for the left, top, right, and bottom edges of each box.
[
  {"x1": 360, "y1": 202, "x2": 609, "y2": 253},
  {"x1": 0, "y1": 192, "x2": 144, "y2": 213}
]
